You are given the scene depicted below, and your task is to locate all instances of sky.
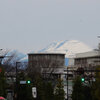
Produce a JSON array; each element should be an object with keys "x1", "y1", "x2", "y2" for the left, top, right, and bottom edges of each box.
[{"x1": 0, "y1": 0, "x2": 100, "y2": 54}]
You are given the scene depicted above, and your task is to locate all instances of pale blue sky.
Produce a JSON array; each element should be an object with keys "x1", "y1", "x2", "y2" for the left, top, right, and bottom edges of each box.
[{"x1": 0, "y1": 0, "x2": 100, "y2": 53}]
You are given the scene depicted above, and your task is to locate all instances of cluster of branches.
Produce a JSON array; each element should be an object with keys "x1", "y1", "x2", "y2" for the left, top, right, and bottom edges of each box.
[
  {"x1": 0, "y1": 50, "x2": 27, "y2": 75},
  {"x1": 27, "y1": 56, "x2": 63, "y2": 82},
  {"x1": 72, "y1": 66, "x2": 100, "y2": 100}
]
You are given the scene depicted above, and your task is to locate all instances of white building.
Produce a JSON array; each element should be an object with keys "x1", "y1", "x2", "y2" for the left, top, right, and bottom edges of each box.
[{"x1": 74, "y1": 49, "x2": 100, "y2": 69}]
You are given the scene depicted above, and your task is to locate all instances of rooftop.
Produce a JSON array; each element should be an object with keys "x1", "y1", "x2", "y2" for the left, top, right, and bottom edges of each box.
[
  {"x1": 28, "y1": 53, "x2": 65, "y2": 55},
  {"x1": 75, "y1": 50, "x2": 100, "y2": 58}
]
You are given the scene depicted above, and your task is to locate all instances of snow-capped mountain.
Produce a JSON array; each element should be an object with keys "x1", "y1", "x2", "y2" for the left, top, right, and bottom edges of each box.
[
  {"x1": 16, "y1": 40, "x2": 93, "y2": 66},
  {"x1": 1, "y1": 50, "x2": 27, "y2": 63},
  {"x1": 38, "y1": 40, "x2": 93, "y2": 58}
]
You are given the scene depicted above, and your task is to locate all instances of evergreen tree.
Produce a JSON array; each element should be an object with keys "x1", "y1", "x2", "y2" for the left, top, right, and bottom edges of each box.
[
  {"x1": 72, "y1": 76, "x2": 84, "y2": 100},
  {"x1": 35, "y1": 76, "x2": 45, "y2": 100},
  {"x1": 44, "y1": 82, "x2": 54, "y2": 100},
  {"x1": 91, "y1": 66, "x2": 100, "y2": 100},
  {"x1": 29, "y1": 75, "x2": 55, "y2": 100},
  {"x1": 54, "y1": 78, "x2": 65, "y2": 100},
  {"x1": 83, "y1": 85, "x2": 92, "y2": 100},
  {"x1": 0, "y1": 66, "x2": 7, "y2": 97}
]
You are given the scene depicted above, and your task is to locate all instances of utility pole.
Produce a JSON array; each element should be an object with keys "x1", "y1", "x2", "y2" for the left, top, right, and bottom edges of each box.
[
  {"x1": 67, "y1": 67, "x2": 69, "y2": 100},
  {"x1": 15, "y1": 62, "x2": 19, "y2": 100}
]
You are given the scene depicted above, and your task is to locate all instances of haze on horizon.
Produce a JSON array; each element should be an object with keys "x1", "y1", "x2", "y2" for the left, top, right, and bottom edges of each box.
[{"x1": 0, "y1": 0, "x2": 100, "y2": 53}]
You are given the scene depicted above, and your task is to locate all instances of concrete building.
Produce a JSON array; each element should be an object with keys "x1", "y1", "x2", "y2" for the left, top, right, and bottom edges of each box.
[
  {"x1": 74, "y1": 50, "x2": 100, "y2": 69},
  {"x1": 28, "y1": 53, "x2": 65, "y2": 77}
]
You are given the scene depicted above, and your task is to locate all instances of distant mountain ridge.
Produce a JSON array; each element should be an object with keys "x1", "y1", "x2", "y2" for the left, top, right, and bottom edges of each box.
[
  {"x1": 19, "y1": 40, "x2": 93, "y2": 66},
  {"x1": 38, "y1": 40, "x2": 92, "y2": 58}
]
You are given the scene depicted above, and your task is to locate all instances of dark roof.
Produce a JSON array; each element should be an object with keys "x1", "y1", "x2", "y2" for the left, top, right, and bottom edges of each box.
[{"x1": 28, "y1": 53, "x2": 65, "y2": 55}]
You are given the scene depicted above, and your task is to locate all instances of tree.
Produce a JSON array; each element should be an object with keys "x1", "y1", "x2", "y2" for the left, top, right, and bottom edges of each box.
[
  {"x1": 44, "y1": 82, "x2": 54, "y2": 100},
  {"x1": 34, "y1": 76, "x2": 45, "y2": 100},
  {"x1": 2, "y1": 50, "x2": 26, "y2": 72},
  {"x1": 72, "y1": 76, "x2": 84, "y2": 100},
  {"x1": 54, "y1": 78, "x2": 65, "y2": 100},
  {"x1": 83, "y1": 85, "x2": 92, "y2": 100},
  {"x1": 91, "y1": 66, "x2": 100, "y2": 100},
  {"x1": 0, "y1": 66, "x2": 7, "y2": 97},
  {"x1": 77, "y1": 67, "x2": 84, "y2": 75}
]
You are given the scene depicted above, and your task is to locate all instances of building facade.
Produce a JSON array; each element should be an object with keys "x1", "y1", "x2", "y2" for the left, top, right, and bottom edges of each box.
[
  {"x1": 28, "y1": 53, "x2": 65, "y2": 76},
  {"x1": 74, "y1": 50, "x2": 100, "y2": 69}
]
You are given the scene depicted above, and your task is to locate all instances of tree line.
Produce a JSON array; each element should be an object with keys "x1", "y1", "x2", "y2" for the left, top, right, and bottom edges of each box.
[{"x1": 72, "y1": 66, "x2": 100, "y2": 100}]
